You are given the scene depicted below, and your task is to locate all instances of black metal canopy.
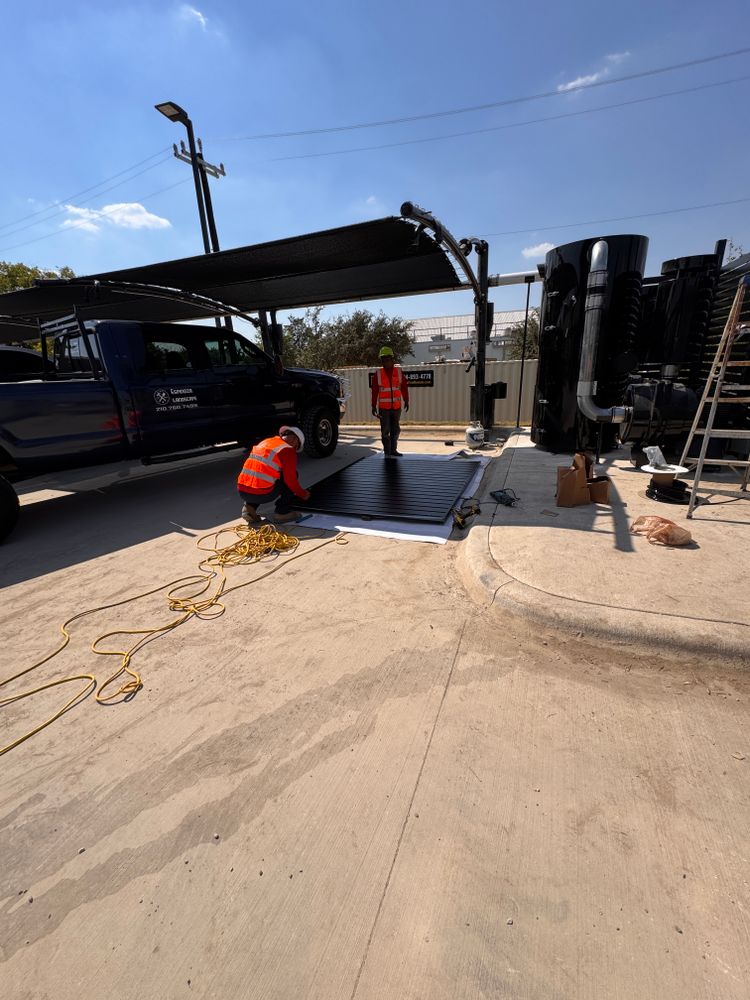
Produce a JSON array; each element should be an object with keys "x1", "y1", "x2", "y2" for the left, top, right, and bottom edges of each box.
[{"x1": 0, "y1": 216, "x2": 465, "y2": 342}]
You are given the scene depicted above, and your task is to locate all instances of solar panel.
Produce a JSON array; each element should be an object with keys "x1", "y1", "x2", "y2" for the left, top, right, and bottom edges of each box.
[{"x1": 305, "y1": 455, "x2": 481, "y2": 523}]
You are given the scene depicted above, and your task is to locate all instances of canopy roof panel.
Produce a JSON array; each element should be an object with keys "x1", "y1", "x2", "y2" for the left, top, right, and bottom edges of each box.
[{"x1": 0, "y1": 216, "x2": 465, "y2": 342}]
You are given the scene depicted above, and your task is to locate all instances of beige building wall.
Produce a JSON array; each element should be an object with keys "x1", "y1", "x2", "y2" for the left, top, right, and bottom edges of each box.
[{"x1": 336, "y1": 360, "x2": 538, "y2": 425}]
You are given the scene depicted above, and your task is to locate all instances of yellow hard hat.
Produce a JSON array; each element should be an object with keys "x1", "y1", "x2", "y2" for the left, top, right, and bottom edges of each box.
[{"x1": 378, "y1": 346, "x2": 394, "y2": 358}]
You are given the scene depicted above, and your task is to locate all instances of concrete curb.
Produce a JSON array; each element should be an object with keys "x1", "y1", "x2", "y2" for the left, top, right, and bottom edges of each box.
[{"x1": 456, "y1": 459, "x2": 750, "y2": 667}]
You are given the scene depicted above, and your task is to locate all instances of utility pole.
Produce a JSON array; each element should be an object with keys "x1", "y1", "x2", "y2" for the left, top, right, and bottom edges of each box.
[
  {"x1": 154, "y1": 102, "x2": 229, "y2": 328},
  {"x1": 173, "y1": 136, "x2": 226, "y2": 255}
]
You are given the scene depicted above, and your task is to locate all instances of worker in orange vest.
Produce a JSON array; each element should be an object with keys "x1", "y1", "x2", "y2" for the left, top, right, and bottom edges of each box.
[
  {"x1": 371, "y1": 346, "x2": 409, "y2": 458},
  {"x1": 237, "y1": 426, "x2": 310, "y2": 524}
]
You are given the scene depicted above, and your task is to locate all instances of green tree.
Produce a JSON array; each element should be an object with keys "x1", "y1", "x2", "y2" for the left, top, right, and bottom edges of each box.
[
  {"x1": 505, "y1": 308, "x2": 540, "y2": 360},
  {"x1": 0, "y1": 261, "x2": 75, "y2": 294},
  {"x1": 1, "y1": 262, "x2": 76, "y2": 351},
  {"x1": 283, "y1": 308, "x2": 414, "y2": 369}
]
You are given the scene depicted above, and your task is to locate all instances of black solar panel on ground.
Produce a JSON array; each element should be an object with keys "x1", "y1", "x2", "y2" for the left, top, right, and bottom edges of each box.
[{"x1": 305, "y1": 455, "x2": 481, "y2": 523}]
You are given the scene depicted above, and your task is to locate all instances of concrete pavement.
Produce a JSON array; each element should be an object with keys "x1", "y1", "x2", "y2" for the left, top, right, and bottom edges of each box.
[
  {"x1": 458, "y1": 431, "x2": 750, "y2": 664},
  {"x1": 2, "y1": 430, "x2": 749, "y2": 999}
]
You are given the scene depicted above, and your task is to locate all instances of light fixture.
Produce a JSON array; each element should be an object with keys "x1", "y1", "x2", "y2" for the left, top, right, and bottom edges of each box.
[{"x1": 154, "y1": 101, "x2": 187, "y2": 124}]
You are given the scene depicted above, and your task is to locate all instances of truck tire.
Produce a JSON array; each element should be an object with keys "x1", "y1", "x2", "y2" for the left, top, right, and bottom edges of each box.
[
  {"x1": 302, "y1": 405, "x2": 338, "y2": 458},
  {"x1": 0, "y1": 475, "x2": 20, "y2": 543}
]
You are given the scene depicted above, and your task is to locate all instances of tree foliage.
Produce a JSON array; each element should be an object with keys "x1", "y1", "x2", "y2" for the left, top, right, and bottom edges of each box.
[
  {"x1": 505, "y1": 308, "x2": 540, "y2": 360},
  {"x1": 283, "y1": 307, "x2": 414, "y2": 369},
  {"x1": 0, "y1": 261, "x2": 75, "y2": 294},
  {"x1": 0, "y1": 262, "x2": 76, "y2": 350}
]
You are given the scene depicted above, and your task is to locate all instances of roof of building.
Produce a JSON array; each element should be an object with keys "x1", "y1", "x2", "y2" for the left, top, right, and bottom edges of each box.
[{"x1": 409, "y1": 310, "x2": 527, "y2": 342}]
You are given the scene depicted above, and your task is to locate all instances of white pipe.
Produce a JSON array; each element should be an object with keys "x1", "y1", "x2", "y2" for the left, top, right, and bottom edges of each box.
[{"x1": 488, "y1": 271, "x2": 542, "y2": 287}]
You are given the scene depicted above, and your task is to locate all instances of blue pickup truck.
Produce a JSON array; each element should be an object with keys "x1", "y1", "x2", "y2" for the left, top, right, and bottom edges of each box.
[{"x1": 0, "y1": 319, "x2": 345, "y2": 540}]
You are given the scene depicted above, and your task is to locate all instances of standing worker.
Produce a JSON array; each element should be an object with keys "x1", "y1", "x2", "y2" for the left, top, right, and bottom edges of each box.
[
  {"x1": 371, "y1": 346, "x2": 409, "y2": 458},
  {"x1": 237, "y1": 426, "x2": 310, "y2": 524}
]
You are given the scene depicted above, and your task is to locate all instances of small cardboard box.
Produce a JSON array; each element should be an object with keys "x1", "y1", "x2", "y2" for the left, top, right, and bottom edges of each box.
[{"x1": 556, "y1": 453, "x2": 611, "y2": 507}]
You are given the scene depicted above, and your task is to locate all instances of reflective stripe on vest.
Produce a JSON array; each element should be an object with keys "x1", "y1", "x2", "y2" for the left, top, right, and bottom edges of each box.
[
  {"x1": 238, "y1": 436, "x2": 292, "y2": 493},
  {"x1": 377, "y1": 367, "x2": 403, "y2": 410}
]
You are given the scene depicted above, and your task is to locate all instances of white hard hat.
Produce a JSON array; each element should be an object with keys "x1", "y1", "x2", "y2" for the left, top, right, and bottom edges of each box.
[{"x1": 279, "y1": 425, "x2": 305, "y2": 452}]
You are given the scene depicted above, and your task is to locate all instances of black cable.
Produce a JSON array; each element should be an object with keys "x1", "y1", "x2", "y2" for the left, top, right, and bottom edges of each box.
[
  {"x1": 222, "y1": 47, "x2": 750, "y2": 140},
  {"x1": 0, "y1": 154, "x2": 174, "y2": 242},
  {"x1": 0, "y1": 148, "x2": 170, "y2": 235},
  {"x1": 480, "y1": 196, "x2": 750, "y2": 238},
  {"x1": 269, "y1": 75, "x2": 750, "y2": 161},
  {"x1": 0, "y1": 178, "x2": 191, "y2": 255}
]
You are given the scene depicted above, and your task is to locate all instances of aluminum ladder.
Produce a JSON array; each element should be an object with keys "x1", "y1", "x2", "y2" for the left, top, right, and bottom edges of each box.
[{"x1": 679, "y1": 274, "x2": 750, "y2": 518}]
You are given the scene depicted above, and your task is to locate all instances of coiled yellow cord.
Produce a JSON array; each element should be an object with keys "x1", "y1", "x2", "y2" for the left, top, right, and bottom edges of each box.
[{"x1": 1, "y1": 522, "x2": 346, "y2": 756}]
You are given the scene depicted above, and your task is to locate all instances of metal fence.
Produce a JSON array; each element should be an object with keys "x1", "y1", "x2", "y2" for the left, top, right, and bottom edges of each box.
[{"x1": 336, "y1": 360, "x2": 538, "y2": 425}]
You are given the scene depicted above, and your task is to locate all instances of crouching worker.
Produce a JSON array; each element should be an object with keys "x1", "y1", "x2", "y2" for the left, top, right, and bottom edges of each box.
[{"x1": 237, "y1": 426, "x2": 310, "y2": 524}]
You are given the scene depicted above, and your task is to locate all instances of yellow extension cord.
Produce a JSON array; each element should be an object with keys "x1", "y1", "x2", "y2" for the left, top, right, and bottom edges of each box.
[{"x1": 0, "y1": 522, "x2": 347, "y2": 757}]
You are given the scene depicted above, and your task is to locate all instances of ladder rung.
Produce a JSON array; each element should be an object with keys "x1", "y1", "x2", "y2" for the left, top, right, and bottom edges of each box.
[
  {"x1": 694, "y1": 429, "x2": 750, "y2": 439},
  {"x1": 706, "y1": 396, "x2": 750, "y2": 403},
  {"x1": 684, "y1": 458, "x2": 750, "y2": 466},
  {"x1": 721, "y1": 361, "x2": 750, "y2": 366},
  {"x1": 692, "y1": 487, "x2": 750, "y2": 498}
]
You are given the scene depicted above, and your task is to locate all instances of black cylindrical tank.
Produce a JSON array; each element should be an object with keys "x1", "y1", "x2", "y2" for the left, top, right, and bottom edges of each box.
[{"x1": 531, "y1": 234, "x2": 649, "y2": 453}]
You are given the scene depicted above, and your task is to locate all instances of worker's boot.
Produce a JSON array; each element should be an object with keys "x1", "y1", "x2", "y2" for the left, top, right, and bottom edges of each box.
[
  {"x1": 241, "y1": 502, "x2": 261, "y2": 524},
  {"x1": 272, "y1": 510, "x2": 302, "y2": 524}
]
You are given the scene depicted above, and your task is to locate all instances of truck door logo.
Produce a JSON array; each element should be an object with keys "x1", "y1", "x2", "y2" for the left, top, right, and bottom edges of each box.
[{"x1": 153, "y1": 386, "x2": 199, "y2": 412}]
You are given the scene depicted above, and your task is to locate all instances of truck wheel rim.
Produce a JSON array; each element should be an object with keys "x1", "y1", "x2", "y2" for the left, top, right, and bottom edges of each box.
[{"x1": 318, "y1": 418, "x2": 333, "y2": 447}]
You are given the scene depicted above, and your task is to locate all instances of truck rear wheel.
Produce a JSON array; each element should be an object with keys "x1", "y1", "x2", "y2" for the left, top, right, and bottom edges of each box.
[
  {"x1": 0, "y1": 475, "x2": 20, "y2": 543},
  {"x1": 302, "y1": 405, "x2": 338, "y2": 458}
]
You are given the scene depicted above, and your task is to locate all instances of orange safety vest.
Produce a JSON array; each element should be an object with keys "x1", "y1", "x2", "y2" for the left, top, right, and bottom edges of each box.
[
  {"x1": 377, "y1": 366, "x2": 404, "y2": 410},
  {"x1": 238, "y1": 435, "x2": 293, "y2": 494}
]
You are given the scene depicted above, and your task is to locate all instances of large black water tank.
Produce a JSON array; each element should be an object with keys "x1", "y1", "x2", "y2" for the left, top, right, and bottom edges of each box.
[{"x1": 531, "y1": 234, "x2": 649, "y2": 453}]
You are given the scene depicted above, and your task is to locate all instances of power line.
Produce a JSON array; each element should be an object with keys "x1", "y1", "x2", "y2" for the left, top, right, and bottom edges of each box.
[
  {"x1": 480, "y1": 196, "x2": 750, "y2": 238},
  {"x1": 0, "y1": 178, "x2": 191, "y2": 256},
  {"x1": 0, "y1": 154, "x2": 175, "y2": 241},
  {"x1": 0, "y1": 148, "x2": 170, "y2": 236},
  {"x1": 224, "y1": 46, "x2": 750, "y2": 140},
  {"x1": 270, "y1": 75, "x2": 750, "y2": 161}
]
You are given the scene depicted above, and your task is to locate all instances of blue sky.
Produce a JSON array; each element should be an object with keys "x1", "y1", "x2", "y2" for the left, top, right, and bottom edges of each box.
[{"x1": 2, "y1": 0, "x2": 749, "y2": 330}]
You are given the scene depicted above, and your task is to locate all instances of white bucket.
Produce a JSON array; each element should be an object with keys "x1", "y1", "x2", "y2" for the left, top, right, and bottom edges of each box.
[{"x1": 465, "y1": 422, "x2": 485, "y2": 449}]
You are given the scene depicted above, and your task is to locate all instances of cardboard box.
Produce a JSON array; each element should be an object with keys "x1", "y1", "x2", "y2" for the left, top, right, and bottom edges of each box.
[{"x1": 556, "y1": 453, "x2": 611, "y2": 507}]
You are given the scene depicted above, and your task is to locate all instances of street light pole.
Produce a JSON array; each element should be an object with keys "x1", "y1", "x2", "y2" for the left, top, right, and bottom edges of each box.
[
  {"x1": 155, "y1": 101, "x2": 229, "y2": 327},
  {"x1": 155, "y1": 102, "x2": 211, "y2": 254}
]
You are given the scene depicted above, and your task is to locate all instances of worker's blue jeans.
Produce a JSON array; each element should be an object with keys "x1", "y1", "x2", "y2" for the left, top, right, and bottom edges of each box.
[{"x1": 238, "y1": 481, "x2": 296, "y2": 515}]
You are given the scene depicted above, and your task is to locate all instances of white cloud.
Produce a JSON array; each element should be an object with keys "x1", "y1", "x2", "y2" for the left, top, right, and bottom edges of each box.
[
  {"x1": 179, "y1": 4, "x2": 208, "y2": 30},
  {"x1": 355, "y1": 194, "x2": 385, "y2": 217},
  {"x1": 99, "y1": 203, "x2": 172, "y2": 230},
  {"x1": 557, "y1": 51, "x2": 631, "y2": 92},
  {"x1": 62, "y1": 202, "x2": 171, "y2": 234},
  {"x1": 62, "y1": 206, "x2": 103, "y2": 233},
  {"x1": 522, "y1": 242, "x2": 554, "y2": 260}
]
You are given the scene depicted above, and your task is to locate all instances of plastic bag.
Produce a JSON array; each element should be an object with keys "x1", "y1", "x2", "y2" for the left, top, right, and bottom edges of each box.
[
  {"x1": 629, "y1": 515, "x2": 693, "y2": 546},
  {"x1": 643, "y1": 445, "x2": 670, "y2": 469}
]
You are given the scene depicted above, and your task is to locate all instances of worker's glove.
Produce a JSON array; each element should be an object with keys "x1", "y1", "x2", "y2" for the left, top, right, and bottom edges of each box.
[
  {"x1": 372, "y1": 407, "x2": 378, "y2": 417},
  {"x1": 301, "y1": 488, "x2": 311, "y2": 501},
  {"x1": 404, "y1": 403, "x2": 409, "y2": 412}
]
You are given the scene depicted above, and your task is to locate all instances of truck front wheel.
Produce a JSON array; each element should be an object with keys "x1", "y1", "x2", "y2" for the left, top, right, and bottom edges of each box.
[
  {"x1": 302, "y1": 406, "x2": 339, "y2": 458},
  {"x1": 0, "y1": 475, "x2": 20, "y2": 543}
]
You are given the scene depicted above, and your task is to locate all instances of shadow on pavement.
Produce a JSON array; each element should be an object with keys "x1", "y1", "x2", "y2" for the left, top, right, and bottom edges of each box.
[
  {"x1": 2, "y1": 443, "x2": 373, "y2": 588},
  {"x1": 482, "y1": 439, "x2": 636, "y2": 553}
]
